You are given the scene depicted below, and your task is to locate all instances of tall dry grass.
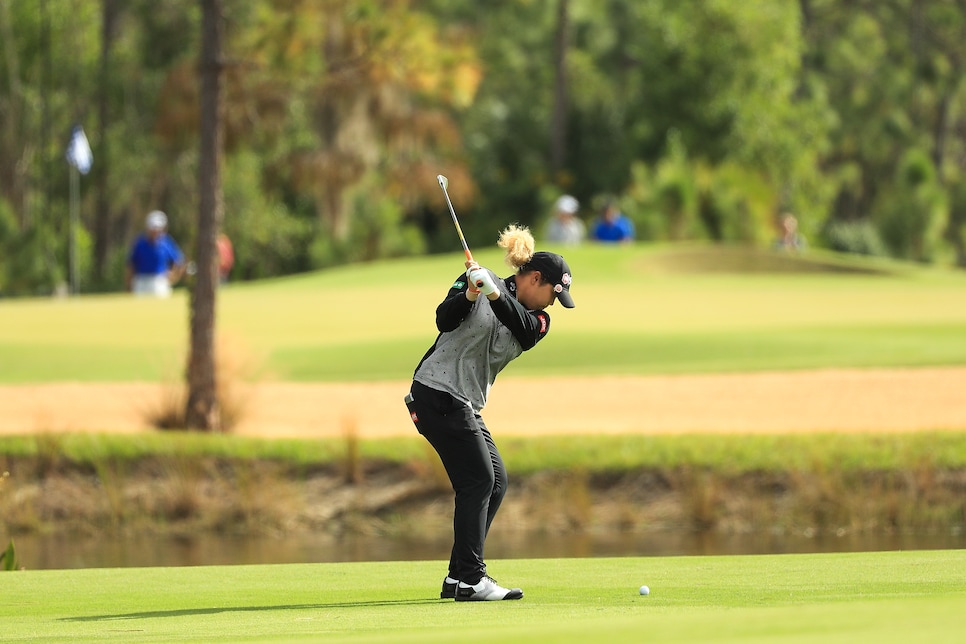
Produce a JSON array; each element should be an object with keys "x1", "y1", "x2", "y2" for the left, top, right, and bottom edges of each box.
[
  {"x1": 144, "y1": 334, "x2": 266, "y2": 432},
  {"x1": 0, "y1": 454, "x2": 963, "y2": 544}
]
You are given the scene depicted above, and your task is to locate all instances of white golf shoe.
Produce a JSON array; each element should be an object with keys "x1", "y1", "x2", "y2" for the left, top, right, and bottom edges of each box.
[{"x1": 455, "y1": 575, "x2": 524, "y2": 601}]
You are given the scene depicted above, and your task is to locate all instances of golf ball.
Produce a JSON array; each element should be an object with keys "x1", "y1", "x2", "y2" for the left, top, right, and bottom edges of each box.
[{"x1": 639, "y1": 585, "x2": 650, "y2": 596}]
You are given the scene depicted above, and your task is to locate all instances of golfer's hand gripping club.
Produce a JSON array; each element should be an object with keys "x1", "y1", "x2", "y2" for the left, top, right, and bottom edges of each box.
[
  {"x1": 464, "y1": 261, "x2": 484, "y2": 295},
  {"x1": 469, "y1": 266, "x2": 484, "y2": 289},
  {"x1": 467, "y1": 266, "x2": 498, "y2": 297}
]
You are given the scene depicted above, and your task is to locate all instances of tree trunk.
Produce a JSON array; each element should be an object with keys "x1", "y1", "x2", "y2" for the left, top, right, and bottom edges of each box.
[
  {"x1": 185, "y1": 0, "x2": 223, "y2": 431},
  {"x1": 549, "y1": 0, "x2": 570, "y2": 176},
  {"x1": 0, "y1": 0, "x2": 25, "y2": 222},
  {"x1": 94, "y1": 0, "x2": 118, "y2": 283}
]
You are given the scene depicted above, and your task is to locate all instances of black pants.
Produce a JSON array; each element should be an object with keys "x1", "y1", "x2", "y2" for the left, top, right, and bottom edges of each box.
[{"x1": 406, "y1": 381, "x2": 507, "y2": 584}]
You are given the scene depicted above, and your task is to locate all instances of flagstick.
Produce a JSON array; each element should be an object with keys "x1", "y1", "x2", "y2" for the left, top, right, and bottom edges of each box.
[
  {"x1": 65, "y1": 124, "x2": 92, "y2": 296},
  {"x1": 69, "y1": 164, "x2": 79, "y2": 295}
]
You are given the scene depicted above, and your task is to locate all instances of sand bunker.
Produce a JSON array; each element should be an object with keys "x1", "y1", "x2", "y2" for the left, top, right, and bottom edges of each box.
[{"x1": 2, "y1": 367, "x2": 964, "y2": 438}]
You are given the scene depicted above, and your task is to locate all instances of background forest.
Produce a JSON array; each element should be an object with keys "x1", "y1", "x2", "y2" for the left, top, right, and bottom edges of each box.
[{"x1": 2, "y1": 0, "x2": 966, "y2": 296}]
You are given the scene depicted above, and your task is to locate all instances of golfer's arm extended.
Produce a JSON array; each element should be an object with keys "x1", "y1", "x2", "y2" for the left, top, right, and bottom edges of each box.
[
  {"x1": 488, "y1": 297, "x2": 550, "y2": 350},
  {"x1": 435, "y1": 276, "x2": 474, "y2": 332}
]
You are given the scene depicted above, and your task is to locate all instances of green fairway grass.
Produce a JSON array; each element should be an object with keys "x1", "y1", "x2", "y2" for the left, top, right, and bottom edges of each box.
[
  {"x1": 3, "y1": 551, "x2": 964, "y2": 642},
  {"x1": 1, "y1": 244, "x2": 966, "y2": 383}
]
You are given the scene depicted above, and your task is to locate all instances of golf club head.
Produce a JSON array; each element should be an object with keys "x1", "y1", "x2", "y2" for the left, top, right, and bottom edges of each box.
[{"x1": 437, "y1": 174, "x2": 448, "y2": 191}]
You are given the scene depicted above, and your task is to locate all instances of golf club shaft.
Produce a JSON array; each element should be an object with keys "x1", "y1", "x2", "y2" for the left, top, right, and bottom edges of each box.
[
  {"x1": 438, "y1": 176, "x2": 473, "y2": 261},
  {"x1": 437, "y1": 175, "x2": 483, "y2": 287}
]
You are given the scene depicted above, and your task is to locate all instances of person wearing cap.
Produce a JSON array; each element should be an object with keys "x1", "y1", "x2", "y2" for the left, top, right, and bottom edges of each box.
[
  {"x1": 125, "y1": 210, "x2": 186, "y2": 297},
  {"x1": 405, "y1": 224, "x2": 574, "y2": 602},
  {"x1": 545, "y1": 194, "x2": 585, "y2": 245}
]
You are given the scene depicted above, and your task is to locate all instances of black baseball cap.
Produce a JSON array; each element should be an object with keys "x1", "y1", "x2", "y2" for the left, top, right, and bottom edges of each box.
[{"x1": 525, "y1": 251, "x2": 575, "y2": 308}]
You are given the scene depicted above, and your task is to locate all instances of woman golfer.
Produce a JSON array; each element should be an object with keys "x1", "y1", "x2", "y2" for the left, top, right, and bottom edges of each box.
[{"x1": 405, "y1": 224, "x2": 575, "y2": 601}]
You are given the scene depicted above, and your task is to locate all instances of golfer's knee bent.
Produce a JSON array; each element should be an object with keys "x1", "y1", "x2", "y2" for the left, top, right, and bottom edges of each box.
[
  {"x1": 490, "y1": 479, "x2": 506, "y2": 510},
  {"x1": 465, "y1": 469, "x2": 495, "y2": 504}
]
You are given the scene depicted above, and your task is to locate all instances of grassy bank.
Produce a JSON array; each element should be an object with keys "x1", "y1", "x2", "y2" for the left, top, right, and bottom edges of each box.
[{"x1": 2, "y1": 432, "x2": 963, "y2": 547}]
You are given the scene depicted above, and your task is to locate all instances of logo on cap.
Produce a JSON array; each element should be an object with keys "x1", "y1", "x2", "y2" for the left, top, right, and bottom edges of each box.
[{"x1": 561, "y1": 272, "x2": 572, "y2": 286}]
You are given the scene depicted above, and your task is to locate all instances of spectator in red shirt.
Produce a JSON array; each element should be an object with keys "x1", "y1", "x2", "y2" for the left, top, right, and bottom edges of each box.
[{"x1": 217, "y1": 233, "x2": 234, "y2": 283}]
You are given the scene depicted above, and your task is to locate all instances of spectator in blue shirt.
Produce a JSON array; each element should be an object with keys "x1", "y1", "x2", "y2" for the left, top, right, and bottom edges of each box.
[
  {"x1": 591, "y1": 200, "x2": 635, "y2": 244},
  {"x1": 125, "y1": 210, "x2": 186, "y2": 297}
]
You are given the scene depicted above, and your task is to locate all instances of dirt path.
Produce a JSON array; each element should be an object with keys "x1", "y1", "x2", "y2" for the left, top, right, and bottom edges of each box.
[{"x1": 2, "y1": 367, "x2": 965, "y2": 438}]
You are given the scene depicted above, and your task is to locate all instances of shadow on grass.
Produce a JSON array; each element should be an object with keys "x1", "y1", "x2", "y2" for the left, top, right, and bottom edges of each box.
[{"x1": 60, "y1": 598, "x2": 444, "y2": 622}]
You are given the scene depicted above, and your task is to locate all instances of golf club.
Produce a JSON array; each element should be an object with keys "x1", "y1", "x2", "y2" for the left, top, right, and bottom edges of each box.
[{"x1": 437, "y1": 174, "x2": 483, "y2": 287}]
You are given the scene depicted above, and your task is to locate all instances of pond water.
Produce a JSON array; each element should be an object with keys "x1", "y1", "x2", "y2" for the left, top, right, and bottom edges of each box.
[{"x1": 12, "y1": 529, "x2": 964, "y2": 570}]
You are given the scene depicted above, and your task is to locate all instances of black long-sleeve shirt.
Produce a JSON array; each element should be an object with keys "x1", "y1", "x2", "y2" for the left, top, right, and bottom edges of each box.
[{"x1": 413, "y1": 270, "x2": 551, "y2": 412}]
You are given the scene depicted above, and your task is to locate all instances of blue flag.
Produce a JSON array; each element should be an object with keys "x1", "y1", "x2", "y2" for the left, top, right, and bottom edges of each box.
[{"x1": 65, "y1": 125, "x2": 93, "y2": 175}]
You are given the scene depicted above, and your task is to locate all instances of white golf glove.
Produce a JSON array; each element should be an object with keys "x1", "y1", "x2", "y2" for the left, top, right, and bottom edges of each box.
[{"x1": 467, "y1": 266, "x2": 499, "y2": 296}]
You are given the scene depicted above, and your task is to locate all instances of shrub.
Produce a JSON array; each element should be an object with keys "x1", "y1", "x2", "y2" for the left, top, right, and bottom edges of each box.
[
  {"x1": 1, "y1": 539, "x2": 20, "y2": 571},
  {"x1": 823, "y1": 219, "x2": 888, "y2": 256}
]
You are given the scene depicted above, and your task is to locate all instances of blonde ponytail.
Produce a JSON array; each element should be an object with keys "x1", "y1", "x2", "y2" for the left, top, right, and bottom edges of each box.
[{"x1": 497, "y1": 224, "x2": 535, "y2": 271}]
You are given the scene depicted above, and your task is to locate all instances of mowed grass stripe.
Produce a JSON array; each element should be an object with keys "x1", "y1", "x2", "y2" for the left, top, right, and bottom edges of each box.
[
  {"x1": 0, "y1": 343, "x2": 178, "y2": 382},
  {"x1": 4, "y1": 321, "x2": 966, "y2": 383},
  {"x1": 2, "y1": 551, "x2": 964, "y2": 642},
  {"x1": 2, "y1": 245, "x2": 966, "y2": 383},
  {"x1": 270, "y1": 322, "x2": 966, "y2": 381}
]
